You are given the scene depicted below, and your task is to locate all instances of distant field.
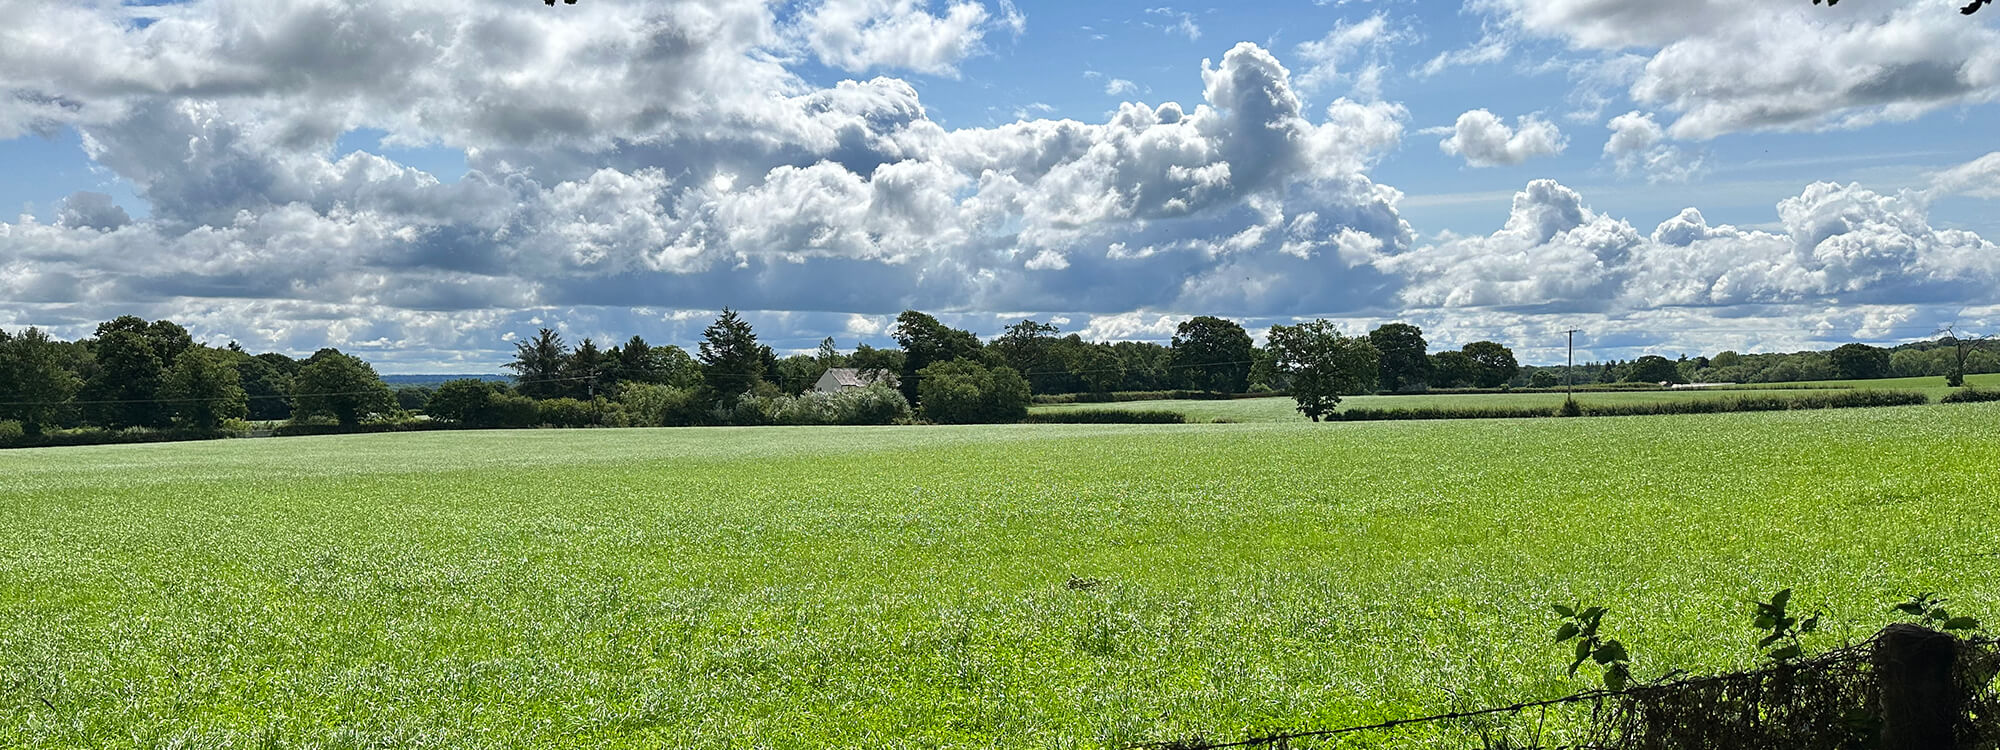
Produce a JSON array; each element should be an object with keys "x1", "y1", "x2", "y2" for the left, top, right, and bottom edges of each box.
[
  {"x1": 4, "y1": 405, "x2": 1999, "y2": 748},
  {"x1": 1031, "y1": 373, "x2": 1999, "y2": 423}
]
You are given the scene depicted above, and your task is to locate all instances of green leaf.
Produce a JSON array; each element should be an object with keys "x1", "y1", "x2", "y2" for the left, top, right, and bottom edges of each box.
[
  {"x1": 1603, "y1": 663, "x2": 1629, "y2": 691},
  {"x1": 1772, "y1": 589, "x2": 1792, "y2": 609},
  {"x1": 1894, "y1": 602, "x2": 1927, "y2": 616},
  {"x1": 1555, "y1": 623, "x2": 1580, "y2": 642},
  {"x1": 1759, "y1": 633, "x2": 1782, "y2": 649},
  {"x1": 1551, "y1": 604, "x2": 1576, "y2": 618},
  {"x1": 1754, "y1": 614, "x2": 1776, "y2": 630},
  {"x1": 1943, "y1": 617, "x2": 1980, "y2": 631},
  {"x1": 1593, "y1": 640, "x2": 1628, "y2": 664},
  {"x1": 1581, "y1": 606, "x2": 1607, "y2": 621},
  {"x1": 1575, "y1": 639, "x2": 1591, "y2": 662},
  {"x1": 1801, "y1": 615, "x2": 1820, "y2": 633},
  {"x1": 1769, "y1": 644, "x2": 1803, "y2": 661}
]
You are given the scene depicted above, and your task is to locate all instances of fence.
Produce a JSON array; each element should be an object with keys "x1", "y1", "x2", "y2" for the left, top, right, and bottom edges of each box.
[{"x1": 1140, "y1": 625, "x2": 2000, "y2": 750}]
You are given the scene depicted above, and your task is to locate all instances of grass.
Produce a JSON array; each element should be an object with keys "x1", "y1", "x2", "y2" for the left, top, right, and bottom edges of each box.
[
  {"x1": 1030, "y1": 373, "x2": 2000, "y2": 424},
  {"x1": 3, "y1": 405, "x2": 1999, "y2": 748}
]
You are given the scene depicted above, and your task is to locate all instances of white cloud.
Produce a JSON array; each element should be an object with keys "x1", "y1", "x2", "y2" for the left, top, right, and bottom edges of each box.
[
  {"x1": 1471, "y1": 0, "x2": 2000, "y2": 140},
  {"x1": 1436, "y1": 109, "x2": 1566, "y2": 167},
  {"x1": 1105, "y1": 78, "x2": 1139, "y2": 96},
  {"x1": 1295, "y1": 13, "x2": 1412, "y2": 97},
  {"x1": 1144, "y1": 7, "x2": 1201, "y2": 40},
  {"x1": 1416, "y1": 35, "x2": 1510, "y2": 78},
  {"x1": 796, "y1": 0, "x2": 1005, "y2": 76},
  {"x1": 1930, "y1": 152, "x2": 2000, "y2": 198},
  {"x1": 1602, "y1": 110, "x2": 1703, "y2": 182}
]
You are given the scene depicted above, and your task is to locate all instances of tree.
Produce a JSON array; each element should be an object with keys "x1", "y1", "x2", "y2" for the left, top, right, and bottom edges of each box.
[
  {"x1": 291, "y1": 349, "x2": 395, "y2": 427},
  {"x1": 1267, "y1": 321, "x2": 1379, "y2": 422},
  {"x1": 1429, "y1": 350, "x2": 1478, "y2": 388},
  {"x1": 506, "y1": 328, "x2": 570, "y2": 399},
  {"x1": 163, "y1": 347, "x2": 247, "y2": 430},
  {"x1": 916, "y1": 360, "x2": 1031, "y2": 424},
  {"x1": 562, "y1": 338, "x2": 608, "y2": 399},
  {"x1": 232, "y1": 350, "x2": 295, "y2": 421},
  {"x1": 893, "y1": 310, "x2": 984, "y2": 405},
  {"x1": 0, "y1": 327, "x2": 81, "y2": 435},
  {"x1": 610, "y1": 335, "x2": 665, "y2": 386},
  {"x1": 1368, "y1": 323, "x2": 1431, "y2": 393},
  {"x1": 1074, "y1": 343, "x2": 1126, "y2": 394},
  {"x1": 427, "y1": 379, "x2": 497, "y2": 426},
  {"x1": 816, "y1": 337, "x2": 842, "y2": 366},
  {"x1": 775, "y1": 354, "x2": 826, "y2": 395},
  {"x1": 1170, "y1": 316, "x2": 1253, "y2": 393},
  {"x1": 849, "y1": 344, "x2": 904, "y2": 380},
  {"x1": 652, "y1": 344, "x2": 702, "y2": 389},
  {"x1": 83, "y1": 330, "x2": 169, "y2": 429},
  {"x1": 1938, "y1": 326, "x2": 1989, "y2": 387},
  {"x1": 991, "y1": 319, "x2": 1062, "y2": 393},
  {"x1": 1622, "y1": 355, "x2": 1682, "y2": 384},
  {"x1": 1528, "y1": 369, "x2": 1560, "y2": 388},
  {"x1": 1460, "y1": 341, "x2": 1519, "y2": 388},
  {"x1": 1828, "y1": 343, "x2": 1891, "y2": 381},
  {"x1": 698, "y1": 309, "x2": 765, "y2": 403}
]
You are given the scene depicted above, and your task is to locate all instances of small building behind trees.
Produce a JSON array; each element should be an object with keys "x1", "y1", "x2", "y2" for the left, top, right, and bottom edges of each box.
[{"x1": 812, "y1": 368, "x2": 897, "y2": 395}]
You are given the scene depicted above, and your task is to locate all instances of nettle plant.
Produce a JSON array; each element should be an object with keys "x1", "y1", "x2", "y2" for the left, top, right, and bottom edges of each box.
[
  {"x1": 1749, "y1": 588, "x2": 1821, "y2": 662},
  {"x1": 1553, "y1": 604, "x2": 1632, "y2": 690},
  {"x1": 1893, "y1": 592, "x2": 1983, "y2": 632}
]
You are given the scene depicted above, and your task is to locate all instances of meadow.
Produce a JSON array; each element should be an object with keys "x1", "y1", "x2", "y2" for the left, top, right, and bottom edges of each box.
[
  {"x1": 3, "y1": 402, "x2": 1999, "y2": 748},
  {"x1": 1029, "y1": 373, "x2": 2000, "y2": 423}
]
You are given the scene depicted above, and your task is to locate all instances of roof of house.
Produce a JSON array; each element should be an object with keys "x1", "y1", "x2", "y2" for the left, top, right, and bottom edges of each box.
[{"x1": 820, "y1": 367, "x2": 896, "y2": 388}]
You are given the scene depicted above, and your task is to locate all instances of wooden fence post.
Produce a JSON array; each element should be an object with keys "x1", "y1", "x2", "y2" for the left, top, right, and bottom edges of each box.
[{"x1": 1875, "y1": 623, "x2": 1961, "y2": 750}]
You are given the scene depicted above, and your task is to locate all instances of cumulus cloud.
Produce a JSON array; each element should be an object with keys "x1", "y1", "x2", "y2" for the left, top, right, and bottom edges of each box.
[
  {"x1": 1294, "y1": 13, "x2": 1412, "y2": 97},
  {"x1": 1602, "y1": 111, "x2": 1703, "y2": 182},
  {"x1": 796, "y1": 0, "x2": 1010, "y2": 76},
  {"x1": 1436, "y1": 109, "x2": 1566, "y2": 167},
  {"x1": 54, "y1": 192, "x2": 131, "y2": 231},
  {"x1": 1377, "y1": 178, "x2": 2000, "y2": 313},
  {"x1": 1471, "y1": 0, "x2": 2000, "y2": 140}
]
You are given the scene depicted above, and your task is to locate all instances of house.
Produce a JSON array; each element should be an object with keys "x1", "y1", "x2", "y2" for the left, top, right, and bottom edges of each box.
[{"x1": 812, "y1": 368, "x2": 897, "y2": 394}]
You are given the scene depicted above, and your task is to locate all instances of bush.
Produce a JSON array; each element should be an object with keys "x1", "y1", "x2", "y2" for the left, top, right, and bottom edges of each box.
[
  {"x1": 1941, "y1": 387, "x2": 2000, "y2": 404},
  {"x1": 617, "y1": 384, "x2": 703, "y2": 427},
  {"x1": 486, "y1": 392, "x2": 541, "y2": 428},
  {"x1": 1021, "y1": 409, "x2": 1187, "y2": 424},
  {"x1": 534, "y1": 397, "x2": 620, "y2": 428},
  {"x1": 0, "y1": 420, "x2": 22, "y2": 442},
  {"x1": 918, "y1": 360, "x2": 1032, "y2": 424}
]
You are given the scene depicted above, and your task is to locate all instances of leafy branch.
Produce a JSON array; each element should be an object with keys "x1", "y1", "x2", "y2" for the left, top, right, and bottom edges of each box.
[
  {"x1": 1552, "y1": 604, "x2": 1631, "y2": 690},
  {"x1": 1749, "y1": 588, "x2": 1820, "y2": 662},
  {"x1": 1892, "y1": 592, "x2": 1982, "y2": 632}
]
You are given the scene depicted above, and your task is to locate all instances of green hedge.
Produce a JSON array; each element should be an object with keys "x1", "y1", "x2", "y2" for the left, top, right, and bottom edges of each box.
[
  {"x1": 1021, "y1": 409, "x2": 1187, "y2": 424},
  {"x1": 1331, "y1": 389, "x2": 1929, "y2": 422},
  {"x1": 1940, "y1": 388, "x2": 2000, "y2": 404},
  {"x1": 0, "y1": 426, "x2": 241, "y2": 450},
  {"x1": 1032, "y1": 390, "x2": 1280, "y2": 405}
]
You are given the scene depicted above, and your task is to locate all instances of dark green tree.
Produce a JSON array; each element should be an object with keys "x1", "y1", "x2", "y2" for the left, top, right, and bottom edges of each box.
[
  {"x1": 612, "y1": 335, "x2": 665, "y2": 385},
  {"x1": 291, "y1": 349, "x2": 395, "y2": 427},
  {"x1": 563, "y1": 338, "x2": 608, "y2": 399},
  {"x1": 698, "y1": 309, "x2": 765, "y2": 403},
  {"x1": 1622, "y1": 355, "x2": 1682, "y2": 384},
  {"x1": 427, "y1": 379, "x2": 497, "y2": 426},
  {"x1": 1170, "y1": 316, "x2": 1253, "y2": 393},
  {"x1": 848, "y1": 344, "x2": 904, "y2": 381},
  {"x1": 163, "y1": 347, "x2": 248, "y2": 430},
  {"x1": 916, "y1": 359, "x2": 1031, "y2": 424},
  {"x1": 1368, "y1": 323, "x2": 1431, "y2": 393},
  {"x1": 991, "y1": 319, "x2": 1062, "y2": 392},
  {"x1": 893, "y1": 310, "x2": 984, "y2": 405},
  {"x1": 0, "y1": 327, "x2": 82, "y2": 435},
  {"x1": 1828, "y1": 343, "x2": 1891, "y2": 381},
  {"x1": 1267, "y1": 321, "x2": 1380, "y2": 422},
  {"x1": 505, "y1": 328, "x2": 570, "y2": 399},
  {"x1": 652, "y1": 344, "x2": 703, "y2": 389},
  {"x1": 231, "y1": 349, "x2": 295, "y2": 421},
  {"x1": 83, "y1": 330, "x2": 169, "y2": 428},
  {"x1": 1429, "y1": 350, "x2": 1478, "y2": 388},
  {"x1": 1461, "y1": 341, "x2": 1519, "y2": 388},
  {"x1": 775, "y1": 354, "x2": 826, "y2": 395}
]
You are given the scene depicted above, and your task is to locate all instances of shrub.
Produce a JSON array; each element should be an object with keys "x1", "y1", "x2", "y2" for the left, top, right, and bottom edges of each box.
[
  {"x1": 534, "y1": 397, "x2": 619, "y2": 427},
  {"x1": 486, "y1": 392, "x2": 541, "y2": 428},
  {"x1": 918, "y1": 360, "x2": 1032, "y2": 424},
  {"x1": 761, "y1": 383, "x2": 913, "y2": 426},
  {"x1": 1941, "y1": 387, "x2": 2000, "y2": 404},
  {"x1": 1578, "y1": 390, "x2": 1927, "y2": 417},
  {"x1": 0, "y1": 420, "x2": 22, "y2": 443},
  {"x1": 1021, "y1": 409, "x2": 1186, "y2": 424},
  {"x1": 617, "y1": 384, "x2": 702, "y2": 427}
]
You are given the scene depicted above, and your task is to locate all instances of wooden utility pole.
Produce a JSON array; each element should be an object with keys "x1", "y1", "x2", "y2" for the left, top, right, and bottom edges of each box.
[{"x1": 1565, "y1": 329, "x2": 1581, "y2": 397}]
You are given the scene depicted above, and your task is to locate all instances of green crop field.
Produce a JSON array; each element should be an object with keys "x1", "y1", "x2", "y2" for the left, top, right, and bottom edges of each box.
[
  {"x1": 1030, "y1": 373, "x2": 2000, "y2": 423},
  {"x1": 5, "y1": 403, "x2": 2000, "y2": 748}
]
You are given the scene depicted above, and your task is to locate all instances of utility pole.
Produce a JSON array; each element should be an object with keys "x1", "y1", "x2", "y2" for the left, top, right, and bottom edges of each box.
[{"x1": 1565, "y1": 329, "x2": 1581, "y2": 398}]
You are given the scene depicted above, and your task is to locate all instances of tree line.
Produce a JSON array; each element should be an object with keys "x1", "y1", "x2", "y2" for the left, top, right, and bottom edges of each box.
[{"x1": 1516, "y1": 337, "x2": 1997, "y2": 389}]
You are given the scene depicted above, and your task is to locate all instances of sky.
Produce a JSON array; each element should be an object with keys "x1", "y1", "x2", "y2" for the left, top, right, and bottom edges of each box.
[{"x1": 2, "y1": 0, "x2": 1998, "y2": 371}]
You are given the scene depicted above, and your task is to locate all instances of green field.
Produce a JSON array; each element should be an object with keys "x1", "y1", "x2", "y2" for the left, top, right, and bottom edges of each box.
[
  {"x1": 4, "y1": 404, "x2": 2000, "y2": 748},
  {"x1": 1031, "y1": 373, "x2": 2000, "y2": 423}
]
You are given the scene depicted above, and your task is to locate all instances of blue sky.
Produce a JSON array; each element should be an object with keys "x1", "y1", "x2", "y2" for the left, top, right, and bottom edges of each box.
[{"x1": 2, "y1": 0, "x2": 1998, "y2": 370}]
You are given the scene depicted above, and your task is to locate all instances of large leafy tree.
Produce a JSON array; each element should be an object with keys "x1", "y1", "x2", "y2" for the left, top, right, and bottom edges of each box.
[
  {"x1": 1268, "y1": 321, "x2": 1380, "y2": 422},
  {"x1": 1829, "y1": 342, "x2": 1891, "y2": 381},
  {"x1": 291, "y1": 349, "x2": 395, "y2": 427},
  {"x1": 80, "y1": 316, "x2": 192, "y2": 429},
  {"x1": 1622, "y1": 355, "x2": 1682, "y2": 384},
  {"x1": 893, "y1": 310, "x2": 984, "y2": 405},
  {"x1": 1171, "y1": 316, "x2": 1253, "y2": 393},
  {"x1": 228, "y1": 345, "x2": 296, "y2": 421},
  {"x1": 916, "y1": 360, "x2": 1031, "y2": 424},
  {"x1": 163, "y1": 347, "x2": 248, "y2": 431},
  {"x1": 698, "y1": 309, "x2": 765, "y2": 402},
  {"x1": 427, "y1": 379, "x2": 498, "y2": 426},
  {"x1": 0, "y1": 327, "x2": 82, "y2": 435},
  {"x1": 506, "y1": 328, "x2": 570, "y2": 399},
  {"x1": 991, "y1": 319, "x2": 1062, "y2": 393},
  {"x1": 1368, "y1": 323, "x2": 1431, "y2": 393},
  {"x1": 562, "y1": 338, "x2": 609, "y2": 399},
  {"x1": 1460, "y1": 341, "x2": 1520, "y2": 388}
]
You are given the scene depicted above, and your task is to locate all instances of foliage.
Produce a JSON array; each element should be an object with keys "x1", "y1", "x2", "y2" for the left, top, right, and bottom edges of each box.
[
  {"x1": 534, "y1": 397, "x2": 619, "y2": 428},
  {"x1": 1748, "y1": 588, "x2": 1820, "y2": 662},
  {"x1": 1460, "y1": 341, "x2": 1519, "y2": 388},
  {"x1": 894, "y1": 310, "x2": 986, "y2": 405},
  {"x1": 163, "y1": 347, "x2": 249, "y2": 431},
  {"x1": 1622, "y1": 355, "x2": 1682, "y2": 384},
  {"x1": 1266, "y1": 320, "x2": 1379, "y2": 422},
  {"x1": 1019, "y1": 409, "x2": 1186, "y2": 424},
  {"x1": 1367, "y1": 323, "x2": 1430, "y2": 393},
  {"x1": 506, "y1": 328, "x2": 570, "y2": 399},
  {"x1": 1940, "y1": 387, "x2": 2000, "y2": 404},
  {"x1": 1553, "y1": 604, "x2": 1631, "y2": 690},
  {"x1": 82, "y1": 329, "x2": 171, "y2": 429},
  {"x1": 1170, "y1": 316, "x2": 1254, "y2": 393},
  {"x1": 427, "y1": 379, "x2": 497, "y2": 426},
  {"x1": 1429, "y1": 350, "x2": 1478, "y2": 388},
  {"x1": 1891, "y1": 593, "x2": 1983, "y2": 632},
  {"x1": 615, "y1": 383, "x2": 703, "y2": 427},
  {"x1": 290, "y1": 349, "x2": 395, "y2": 427},
  {"x1": 757, "y1": 382, "x2": 912, "y2": 426},
  {"x1": 916, "y1": 359, "x2": 1031, "y2": 424},
  {"x1": 1828, "y1": 343, "x2": 1892, "y2": 381},
  {"x1": 0, "y1": 327, "x2": 82, "y2": 435},
  {"x1": 696, "y1": 308, "x2": 765, "y2": 407}
]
